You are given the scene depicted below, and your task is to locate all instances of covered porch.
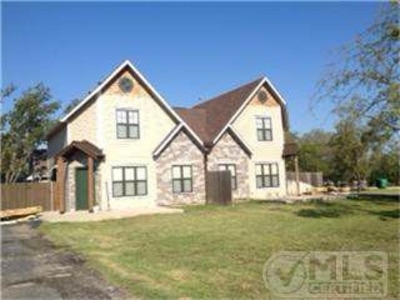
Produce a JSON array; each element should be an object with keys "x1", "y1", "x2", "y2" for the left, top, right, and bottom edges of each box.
[{"x1": 54, "y1": 140, "x2": 104, "y2": 213}]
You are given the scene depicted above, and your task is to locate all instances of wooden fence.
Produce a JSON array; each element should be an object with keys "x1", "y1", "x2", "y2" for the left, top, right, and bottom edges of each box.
[
  {"x1": 1, "y1": 182, "x2": 53, "y2": 211},
  {"x1": 206, "y1": 171, "x2": 232, "y2": 205},
  {"x1": 286, "y1": 172, "x2": 323, "y2": 187}
]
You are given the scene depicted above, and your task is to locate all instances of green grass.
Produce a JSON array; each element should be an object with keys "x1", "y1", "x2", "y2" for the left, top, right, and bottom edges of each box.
[
  {"x1": 41, "y1": 198, "x2": 399, "y2": 299},
  {"x1": 362, "y1": 186, "x2": 400, "y2": 195}
]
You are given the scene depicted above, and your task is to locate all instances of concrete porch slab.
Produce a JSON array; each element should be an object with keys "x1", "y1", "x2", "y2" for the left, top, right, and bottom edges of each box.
[{"x1": 40, "y1": 206, "x2": 183, "y2": 223}]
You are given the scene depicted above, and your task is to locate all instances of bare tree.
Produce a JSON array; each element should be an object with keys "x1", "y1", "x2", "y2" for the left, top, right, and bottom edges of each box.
[{"x1": 314, "y1": 2, "x2": 399, "y2": 136}]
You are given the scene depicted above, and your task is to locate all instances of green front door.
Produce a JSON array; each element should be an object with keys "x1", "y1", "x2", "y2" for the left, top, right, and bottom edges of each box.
[{"x1": 75, "y1": 168, "x2": 88, "y2": 210}]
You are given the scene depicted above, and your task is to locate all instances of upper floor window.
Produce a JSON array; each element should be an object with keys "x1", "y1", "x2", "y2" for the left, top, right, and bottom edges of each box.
[
  {"x1": 172, "y1": 165, "x2": 193, "y2": 193},
  {"x1": 112, "y1": 166, "x2": 147, "y2": 197},
  {"x1": 256, "y1": 117, "x2": 272, "y2": 141},
  {"x1": 116, "y1": 109, "x2": 139, "y2": 139},
  {"x1": 218, "y1": 164, "x2": 237, "y2": 190},
  {"x1": 256, "y1": 163, "x2": 279, "y2": 188}
]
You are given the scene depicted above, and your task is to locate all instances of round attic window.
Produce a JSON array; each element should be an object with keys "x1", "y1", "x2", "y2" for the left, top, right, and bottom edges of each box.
[
  {"x1": 118, "y1": 77, "x2": 134, "y2": 93},
  {"x1": 258, "y1": 91, "x2": 268, "y2": 103}
]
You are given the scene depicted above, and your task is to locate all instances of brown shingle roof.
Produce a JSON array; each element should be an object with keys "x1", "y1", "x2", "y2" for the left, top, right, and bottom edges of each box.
[
  {"x1": 174, "y1": 107, "x2": 209, "y2": 142},
  {"x1": 176, "y1": 78, "x2": 296, "y2": 156},
  {"x1": 283, "y1": 131, "x2": 298, "y2": 157},
  {"x1": 176, "y1": 77, "x2": 264, "y2": 144},
  {"x1": 56, "y1": 140, "x2": 104, "y2": 159}
]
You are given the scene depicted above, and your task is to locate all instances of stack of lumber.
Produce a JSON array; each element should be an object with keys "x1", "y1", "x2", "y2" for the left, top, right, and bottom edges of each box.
[{"x1": 0, "y1": 206, "x2": 42, "y2": 220}]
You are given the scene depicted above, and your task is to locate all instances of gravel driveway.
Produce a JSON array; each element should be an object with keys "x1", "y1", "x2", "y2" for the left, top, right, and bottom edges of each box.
[{"x1": 1, "y1": 221, "x2": 126, "y2": 299}]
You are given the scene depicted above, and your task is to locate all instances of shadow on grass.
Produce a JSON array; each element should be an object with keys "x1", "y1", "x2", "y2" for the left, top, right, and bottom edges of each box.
[
  {"x1": 249, "y1": 199, "x2": 288, "y2": 205},
  {"x1": 347, "y1": 194, "x2": 399, "y2": 204},
  {"x1": 295, "y1": 200, "x2": 358, "y2": 218},
  {"x1": 296, "y1": 207, "x2": 342, "y2": 218},
  {"x1": 369, "y1": 209, "x2": 400, "y2": 219}
]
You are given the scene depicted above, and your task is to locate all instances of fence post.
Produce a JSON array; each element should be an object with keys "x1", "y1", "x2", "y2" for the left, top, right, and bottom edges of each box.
[{"x1": 294, "y1": 156, "x2": 300, "y2": 196}]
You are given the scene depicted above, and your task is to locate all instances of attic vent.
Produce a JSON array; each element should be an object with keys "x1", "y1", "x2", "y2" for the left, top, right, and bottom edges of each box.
[
  {"x1": 118, "y1": 77, "x2": 134, "y2": 93},
  {"x1": 258, "y1": 91, "x2": 267, "y2": 103}
]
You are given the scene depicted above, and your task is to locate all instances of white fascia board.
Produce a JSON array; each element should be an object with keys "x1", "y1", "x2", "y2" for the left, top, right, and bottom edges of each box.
[
  {"x1": 60, "y1": 60, "x2": 204, "y2": 147},
  {"x1": 264, "y1": 76, "x2": 287, "y2": 105},
  {"x1": 153, "y1": 123, "x2": 184, "y2": 157},
  {"x1": 61, "y1": 60, "x2": 130, "y2": 122},
  {"x1": 213, "y1": 125, "x2": 253, "y2": 155},
  {"x1": 212, "y1": 78, "x2": 266, "y2": 144},
  {"x1": 153, "y1": 123, "x2": 205, "y2": 157},
  {"x1": 227, "y1": 125, "x2": 253, "y2": 154},
  {"x1": 212, "y1": 76, "x2": 287, "y2": 145},
  {"x1": 124, "y1": 61, "x2": 204, "y2": 146}
]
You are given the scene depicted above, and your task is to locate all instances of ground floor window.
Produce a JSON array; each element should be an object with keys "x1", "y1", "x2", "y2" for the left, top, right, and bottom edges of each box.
[
  {"x1": 218, "y1": 164, "x2": 237, "y2": 190},
  {"x1": 172, "y1": 165, "x2": 193, "y2": 193},
  {"x1": 256, "y1": 163, "x2": 279, "y2": 188},
  {"x1": 112, "y1": 166, "x2": 147, "y2": 197}
]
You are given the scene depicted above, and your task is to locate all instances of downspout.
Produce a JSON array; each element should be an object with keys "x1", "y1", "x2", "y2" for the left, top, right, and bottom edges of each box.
[
  {"x1": 204, "y1": 152, "x2": 208, "y2": 204},
  {"x1": 64, "y1": 162, "x2": 68, "y2": 212},
  {"x1": 203, "y1": 143, "x2": 211, "y2": 204}
]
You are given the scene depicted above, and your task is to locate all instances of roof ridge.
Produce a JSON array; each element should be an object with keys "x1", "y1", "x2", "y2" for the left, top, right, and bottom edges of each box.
[{"x1": 193, "y1": 76, "x2": 264, "y2": 108}]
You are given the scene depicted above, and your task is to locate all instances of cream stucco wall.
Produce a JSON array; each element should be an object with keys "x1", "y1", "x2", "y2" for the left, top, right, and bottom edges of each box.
[
  {"x1": 47, "y1": 126, "x2": 67, "y2": 166},
  {"x1": 97, "y1": 71, "x2": 177, "y2": 210},
  {"x1": 67, "y1": 100, "x2": 97, "y2": 145},
  {"x1": 231, "y1": 86, "x2": 287, "y2": 198}
]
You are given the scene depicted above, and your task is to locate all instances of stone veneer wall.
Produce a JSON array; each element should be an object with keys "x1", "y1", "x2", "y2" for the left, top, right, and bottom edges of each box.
[
  {"x1": 155, "y1": 131, "x2": 205, "y2": 205},
  {"x1": 208, "y1": 132, "x2": 250, "y2": 200}
]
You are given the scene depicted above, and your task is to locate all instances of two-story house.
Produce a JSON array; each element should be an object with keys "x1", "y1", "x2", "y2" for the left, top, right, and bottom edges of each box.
[{"x1": 47, "y1": 60, "x2": 297, "y2": 212}]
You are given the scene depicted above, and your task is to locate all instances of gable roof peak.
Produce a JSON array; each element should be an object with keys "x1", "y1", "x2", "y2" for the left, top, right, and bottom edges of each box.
[
  {"x1": 48, "y1": 59, "x2": 204, "y2": 147},
  {"x1": 193, "y1": 76, "x2": 265, "y2": 109}
]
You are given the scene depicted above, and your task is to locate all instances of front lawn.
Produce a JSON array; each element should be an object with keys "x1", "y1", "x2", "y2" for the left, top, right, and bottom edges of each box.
[{"x1": 41, "y1": 198, "x2": 399, "y2": 299}]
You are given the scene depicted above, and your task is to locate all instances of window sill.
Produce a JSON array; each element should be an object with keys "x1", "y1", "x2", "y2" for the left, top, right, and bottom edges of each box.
[
  {"x1": 256, "y1": 186, "x2": 280, "y2": 189},
  {"x1": 112, "y1": 194, "x2": 148, "y2": 198},
  {"x1": 173, "y1": 192, "x2": 194, "y2": 195}
]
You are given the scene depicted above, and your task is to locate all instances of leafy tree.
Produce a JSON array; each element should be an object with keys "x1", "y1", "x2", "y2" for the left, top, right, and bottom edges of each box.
[
  {"x1": 328, "y1": 121, "x2": 370, "y2": 184},
  {"x1": 296, "y1": 129, "x2": 334, "y2": 178},
  {"x1": 368, "y1": 140, "x2": 400, "y2": 185},
  {"x1": 1, "y1": 84, "x2": 60, "y2": 183},
  {"x1": 314, "y1": 2, "x2": 399, "y2": 136}
]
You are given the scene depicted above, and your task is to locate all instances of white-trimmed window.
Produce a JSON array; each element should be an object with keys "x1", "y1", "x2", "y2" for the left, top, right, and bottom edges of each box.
[
  {"x1": 116, "y1": 109, "x2": 139, "y2": 139},
  {"x1": 256, "y1": 163, "x2": 279, "y2": 188},
  {"x1": 218, "y1": 164, "x2": 237, "y2": 190},
  {"x1": 172, "y1": 165, "x2": 193, "y2": 193},
  {"x1": 112, "y1": 166, "x2": 147, "y2": 197},
  {"x1": 256, "y1": 117, "x2": 272, "y2": 141}
]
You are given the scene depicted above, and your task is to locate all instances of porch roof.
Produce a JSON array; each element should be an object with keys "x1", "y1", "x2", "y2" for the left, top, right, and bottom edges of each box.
[{"x1": 56, "y1": 140, "x2": 104, "y2": 160}]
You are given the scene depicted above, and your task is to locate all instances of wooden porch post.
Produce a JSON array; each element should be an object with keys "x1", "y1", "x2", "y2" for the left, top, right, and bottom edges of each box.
[
  {"x1": 88, "y1": 156, "x2": 94, "y2": 212},
  {"x1": 56, "y1": 156, "x2": 66, "y2": 213},
  {"x1": 294, "y1": 155, "x2": 300, "y2": 196}
]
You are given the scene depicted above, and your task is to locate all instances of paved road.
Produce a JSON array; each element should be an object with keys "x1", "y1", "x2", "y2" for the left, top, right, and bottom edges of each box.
[{"x1": 1, "y1": 221, "x2": 126, "y2": 299}]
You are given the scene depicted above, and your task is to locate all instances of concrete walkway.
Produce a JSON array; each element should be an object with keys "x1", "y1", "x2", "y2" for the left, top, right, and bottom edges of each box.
[{"x1": 40, "y1": 206, "x2": 183, "y2": 223}]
